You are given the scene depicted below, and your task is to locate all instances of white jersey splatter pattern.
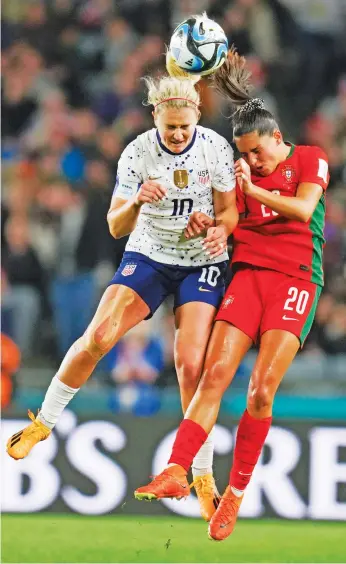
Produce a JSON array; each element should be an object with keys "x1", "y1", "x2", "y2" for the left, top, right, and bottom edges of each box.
[{"x1": 113, "y1": 126, "x2": 235, "y2": 266}]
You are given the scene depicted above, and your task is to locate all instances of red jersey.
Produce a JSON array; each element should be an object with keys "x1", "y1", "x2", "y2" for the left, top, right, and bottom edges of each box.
[{"x1": 233, "y1": 144, "x2": 329, "y2": 286}]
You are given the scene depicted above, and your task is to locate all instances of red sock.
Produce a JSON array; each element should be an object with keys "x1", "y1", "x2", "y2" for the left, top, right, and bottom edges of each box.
[
  {"x1": 229, "y1": 409, "x2": 272, "y2": 491},
  {"x1": 168, "y1": 419, "x2": 208, "y2": 472}
]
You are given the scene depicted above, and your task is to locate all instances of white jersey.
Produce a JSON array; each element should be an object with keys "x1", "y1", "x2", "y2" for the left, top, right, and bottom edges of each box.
[{"x1": 114, "y1": 126, "x2": 235, "y2": 266}]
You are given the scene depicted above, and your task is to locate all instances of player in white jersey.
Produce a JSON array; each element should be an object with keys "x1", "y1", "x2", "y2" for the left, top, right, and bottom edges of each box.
[
  {"x1": 114, "y1": 124, "x2": 232, "y2": 266},
  {"x1": 7, "y1": 60, "x2": 238, "y2": 521}
]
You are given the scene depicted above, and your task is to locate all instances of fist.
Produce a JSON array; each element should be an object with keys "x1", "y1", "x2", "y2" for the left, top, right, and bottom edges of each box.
[
  {"x1": 184, "y1": 212, "x2": 215, "y2": 239},
  {"x1": 235, "y1": 158, "x2": 252, "y2": 194},
  {"x1": 135, "y1": 181, "x2": 167, "y2": 205},
  {"x1": 203, "y1": 225, "x2": 228, "y2": 258}
]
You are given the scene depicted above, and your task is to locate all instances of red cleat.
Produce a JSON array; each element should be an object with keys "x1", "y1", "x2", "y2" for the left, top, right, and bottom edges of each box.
[
  {"x1": 208, "y1": 486, "x2": 243, "y2": 541},
  {"x1": 134, "y1": 465, "x2": 190, "y2": 501}
]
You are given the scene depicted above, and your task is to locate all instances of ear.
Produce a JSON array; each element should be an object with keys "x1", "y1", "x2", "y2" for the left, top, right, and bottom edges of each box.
[
  {"x1": 197, "y1": 110, "x2": 201, "y2": 122},
  {"x1": 273, "y1": 129, "x2": 282, "y2": 144}
]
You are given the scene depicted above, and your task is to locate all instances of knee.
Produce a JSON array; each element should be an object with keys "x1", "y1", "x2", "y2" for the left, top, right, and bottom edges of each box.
[
  {"x1": 175, "y1": 353, "x2": 201, "y2": 391},
  {"x1": 83, "y1": 322, "x2": 118, "y2": 361},
  {"x1": 198, "y1": 361, "x2": 230, "y2": 396},
  {"x1": 247, "y1": 383, "x2": 273, "y2": 417}
]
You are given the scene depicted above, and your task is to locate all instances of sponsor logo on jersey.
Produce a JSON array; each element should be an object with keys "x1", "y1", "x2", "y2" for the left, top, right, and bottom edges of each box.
[
  {"x1": 222, "y1": 295, "x2": 234, "y2": 308},
  {"x1": 281, "y1": 165, "x2": 296, "y2": 182},
  {"x1": 122, "y1": 264, "x2": 137, "y2": 276},
  {"x1": 174, "y1": 169, "x2": 189, "y2": 189},
  {"x1": 198, "y1": 169, "x2": 210, "y2": 185}
]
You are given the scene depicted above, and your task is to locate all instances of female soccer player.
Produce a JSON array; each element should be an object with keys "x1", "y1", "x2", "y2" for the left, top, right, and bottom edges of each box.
[
  {"x1": 7, "y1": 61, "x2": 238, "y2": 522},
  {"x1": 134, "y1": 48, "x2": 329, "y2": 541}
]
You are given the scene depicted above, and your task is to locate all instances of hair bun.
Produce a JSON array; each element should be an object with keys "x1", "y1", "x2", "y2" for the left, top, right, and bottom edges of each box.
[{"x1": 238, "y1": 98, "x2": 265, "y2": 114}]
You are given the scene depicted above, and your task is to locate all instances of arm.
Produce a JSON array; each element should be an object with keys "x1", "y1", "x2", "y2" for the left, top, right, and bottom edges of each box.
[
  {"x1": 107, "y1": 139, "x2": 164, "y2": 239},
  {"x1": 107, "y1": 180, "x2": 167, "y2": 239},
  {"x1": 248, "y1": 182, "x2": 323, "y2": 223},
  {"x1": 235, "y1": 158, "x2": 324, "y2": 223},
  {"x1": 107, "y1": 195, "x2": 141, "y2": 239},
  {"x1": 213, "y1": 187, "x2": 238, "y2": 236},
  {"x1": 203, "y1": 188, "x2": 238, "y2": 258}
]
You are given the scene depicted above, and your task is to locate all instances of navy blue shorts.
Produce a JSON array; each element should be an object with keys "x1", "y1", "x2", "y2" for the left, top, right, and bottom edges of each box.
[{"x1": 109, "y1": 252, "x2": 228, "y2": 318}]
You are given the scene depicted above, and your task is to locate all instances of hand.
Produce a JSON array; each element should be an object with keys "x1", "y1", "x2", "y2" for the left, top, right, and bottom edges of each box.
[
  {"x1": 134, "y1": 181, "x2": 167, "y2": 206},
  {"x1": 184, "y1": 212, "x2": 215, "y2": 239},
  {"x1": 235, "y1": 158, "x2": 253, "y2": 195},
  {"x1": 202, "y1": 225, "x2": 228, "y2": 259}
]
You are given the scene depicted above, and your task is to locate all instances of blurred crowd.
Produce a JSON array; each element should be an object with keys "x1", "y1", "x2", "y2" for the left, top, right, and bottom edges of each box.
[{"x1": 1, "y1": 0, "x2": 346, "y2": 402}]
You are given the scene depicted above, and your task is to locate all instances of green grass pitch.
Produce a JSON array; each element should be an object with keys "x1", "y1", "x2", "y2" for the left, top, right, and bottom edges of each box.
[{"x1": 2, "y1": 514, "x2": 345, "y2": 563}]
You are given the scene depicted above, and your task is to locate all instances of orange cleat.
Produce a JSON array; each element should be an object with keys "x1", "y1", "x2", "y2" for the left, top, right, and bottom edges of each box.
[
  {"x1": 190, "y1": 473, "x2": 221, "y2": 522},
  {"x1": 208, "y1": 486, "x2": 243, "y2": 541},
  {"x1": 7, "y1": 410, "x2": 51, "y2": 460},
  {"x1": 134, "y1": 465, "x2": 190, "y2": 501}
]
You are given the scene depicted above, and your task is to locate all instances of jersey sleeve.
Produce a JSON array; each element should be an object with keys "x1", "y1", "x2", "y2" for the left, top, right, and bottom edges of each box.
[
  {"x1": 299, "y1": 146, "x2": 329, "y2": 191},
  {"x1": 211, "y1": 137, "x2": 236, "y2": 192},
  {"x1": 113, "y1": 140, "x2": 143, "y2": 200}
]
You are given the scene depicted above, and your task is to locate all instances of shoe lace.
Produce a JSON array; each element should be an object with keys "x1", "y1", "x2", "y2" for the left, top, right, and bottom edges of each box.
[
  {"x1": 28, "y1": 410, "x2": 36, "y2": 424},
  {"x1": 190, "y1": 475, "x2": 214, "y2": 498},
  {"x1": 219, "y1": 495, "x2": 240, "y2": 524},
  {"x1": 26, "y1": 410, "x2": 49, "y2": 437}
]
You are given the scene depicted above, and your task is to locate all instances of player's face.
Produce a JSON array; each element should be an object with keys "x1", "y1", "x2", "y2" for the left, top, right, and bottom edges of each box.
[
  {"x1": 154, "y1": 107, "x2": 199, "y2": 153},
  {"x1": 235, "y1": 130, "x2": 283, "y2": 176}
]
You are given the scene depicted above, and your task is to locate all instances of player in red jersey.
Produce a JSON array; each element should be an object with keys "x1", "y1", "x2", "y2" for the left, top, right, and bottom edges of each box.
[{"x1": 134, "y1": 48, "x2": 330, "y2": 541}]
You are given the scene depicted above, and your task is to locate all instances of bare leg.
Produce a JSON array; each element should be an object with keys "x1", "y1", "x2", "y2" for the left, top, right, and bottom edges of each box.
[
  {"x1": 57, "y1": 284, "x2": 150, "y2": 388},
  {"x1": 247, "y1": 329, "x2": 300, "y2": 418},
  {"x1": 174, "y1": 302, "x2": 216, "y2": 413},
  {"x1": 185, "y1": 321, "x2": 253, "y2": 433}
]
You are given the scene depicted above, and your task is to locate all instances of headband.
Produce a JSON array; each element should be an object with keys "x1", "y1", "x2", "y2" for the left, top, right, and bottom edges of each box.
[{"x1": 154, "y1": 97, "x2": 199, "y2": 109}]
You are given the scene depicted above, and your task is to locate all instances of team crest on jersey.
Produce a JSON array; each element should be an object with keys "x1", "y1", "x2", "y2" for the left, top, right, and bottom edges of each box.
[
  {"x1": 198, "y1": 170, "x2": 210, "y2": 185},
  {"x1": 122, "y1": 263, "x2": 137, "y2": 276},
  {"x1": 174, "y1": 169, "x2": 188, "y2": 189},
  {"x1": 281, "y1": 165, "x2": 296, "y2": 182}
]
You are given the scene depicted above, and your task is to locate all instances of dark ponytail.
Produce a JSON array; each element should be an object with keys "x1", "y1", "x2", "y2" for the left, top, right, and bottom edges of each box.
[{"x1": 213, "y1": 46, "x2": 279, "y2": 137}]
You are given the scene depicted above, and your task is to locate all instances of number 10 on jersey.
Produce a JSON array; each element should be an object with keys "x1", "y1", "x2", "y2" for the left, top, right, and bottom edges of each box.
[{"x1": 172, "y1": 198, "x2": 193, "y2": 216}]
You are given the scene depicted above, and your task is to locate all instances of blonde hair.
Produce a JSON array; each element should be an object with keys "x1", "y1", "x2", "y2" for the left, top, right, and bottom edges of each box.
[{"x1": 143, "y1": 51, "x2": 201, "y2": 112}]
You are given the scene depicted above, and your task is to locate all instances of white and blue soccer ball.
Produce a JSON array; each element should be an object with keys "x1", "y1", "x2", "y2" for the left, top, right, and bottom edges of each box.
[{"x1": 169, "y1": 14, "x2": 228, "y2": 76}]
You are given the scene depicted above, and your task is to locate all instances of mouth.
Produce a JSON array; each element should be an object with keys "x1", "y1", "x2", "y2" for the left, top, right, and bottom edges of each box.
[
  {"x1": 255, "y1": 165, "x2": 269, "y2": 176},
  {"x1": 170, "y1": 141, "x2": 186, "y2": 151}
]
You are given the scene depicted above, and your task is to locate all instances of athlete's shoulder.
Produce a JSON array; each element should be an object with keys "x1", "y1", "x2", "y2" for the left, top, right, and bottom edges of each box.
[
  {"x1": 197, "y1": 126, "x2": 233, "y2": 148},
  {"x1": 119, "y1": 128, "x2": 157, "y2": 163},
  {"x1": 128, "y1": 128, "x2": 157, "y2": 152},
  {"x1": 294, "y1": 145, "x2": 329, "y2": 188},
  {"x1": 295, "y1": 144, "x2": 328, "y2": 162}
]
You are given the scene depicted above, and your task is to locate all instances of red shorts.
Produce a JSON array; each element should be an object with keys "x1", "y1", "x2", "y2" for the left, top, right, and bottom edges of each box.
[{"x1": 216, "y1": 266, "x2": 322, "y2": 346}]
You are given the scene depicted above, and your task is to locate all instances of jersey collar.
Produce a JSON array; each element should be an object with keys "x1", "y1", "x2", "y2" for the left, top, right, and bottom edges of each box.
[
  {"x1": 156, "y1": 129, "x2": 197, "y2": 156},
  {"x1": 285, "y1": 142, "x2": 295, "y2": 159}
]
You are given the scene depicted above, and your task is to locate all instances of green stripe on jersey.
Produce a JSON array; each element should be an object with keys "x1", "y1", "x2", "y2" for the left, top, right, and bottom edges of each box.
[
  {"x1": 300, "y1": 284, "x2": 322, "y2": 345},
  {"x1": 310, "y1": 193, "x2": 326, "y2": 286}
]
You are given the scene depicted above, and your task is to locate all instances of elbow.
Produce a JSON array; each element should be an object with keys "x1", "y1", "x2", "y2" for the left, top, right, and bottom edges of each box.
[
  {"x1": 298, "y1": 210, "x2": 312, "y2": 223},
  {"x1": 107, "y1": 219, "x2": 119, "y2": 239}
]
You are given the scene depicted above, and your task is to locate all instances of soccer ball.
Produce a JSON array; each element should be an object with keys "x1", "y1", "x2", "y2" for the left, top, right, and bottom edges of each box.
[{"x1": 169, "y1": 15, "x2": 228, "y2": 76}]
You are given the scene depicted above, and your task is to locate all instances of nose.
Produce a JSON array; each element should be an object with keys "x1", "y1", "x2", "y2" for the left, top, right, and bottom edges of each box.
[
  {"x1": 172, "y1": 129, "x2": 184, "y2": 142},
  {"x1": 248, "y1": 153, "x2": 258, "y2": 168}
]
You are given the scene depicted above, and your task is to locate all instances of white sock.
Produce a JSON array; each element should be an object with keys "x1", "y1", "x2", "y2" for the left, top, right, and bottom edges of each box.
[
  {"x1": 192, "y1": 428, "x2": 214, "y2": 478},
  {"x1": 231, "y1": 486, "x2": 244, "y2": 497},
  {"x1": 37, "y1": 376, "x2": 79, "y2": 430}
]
